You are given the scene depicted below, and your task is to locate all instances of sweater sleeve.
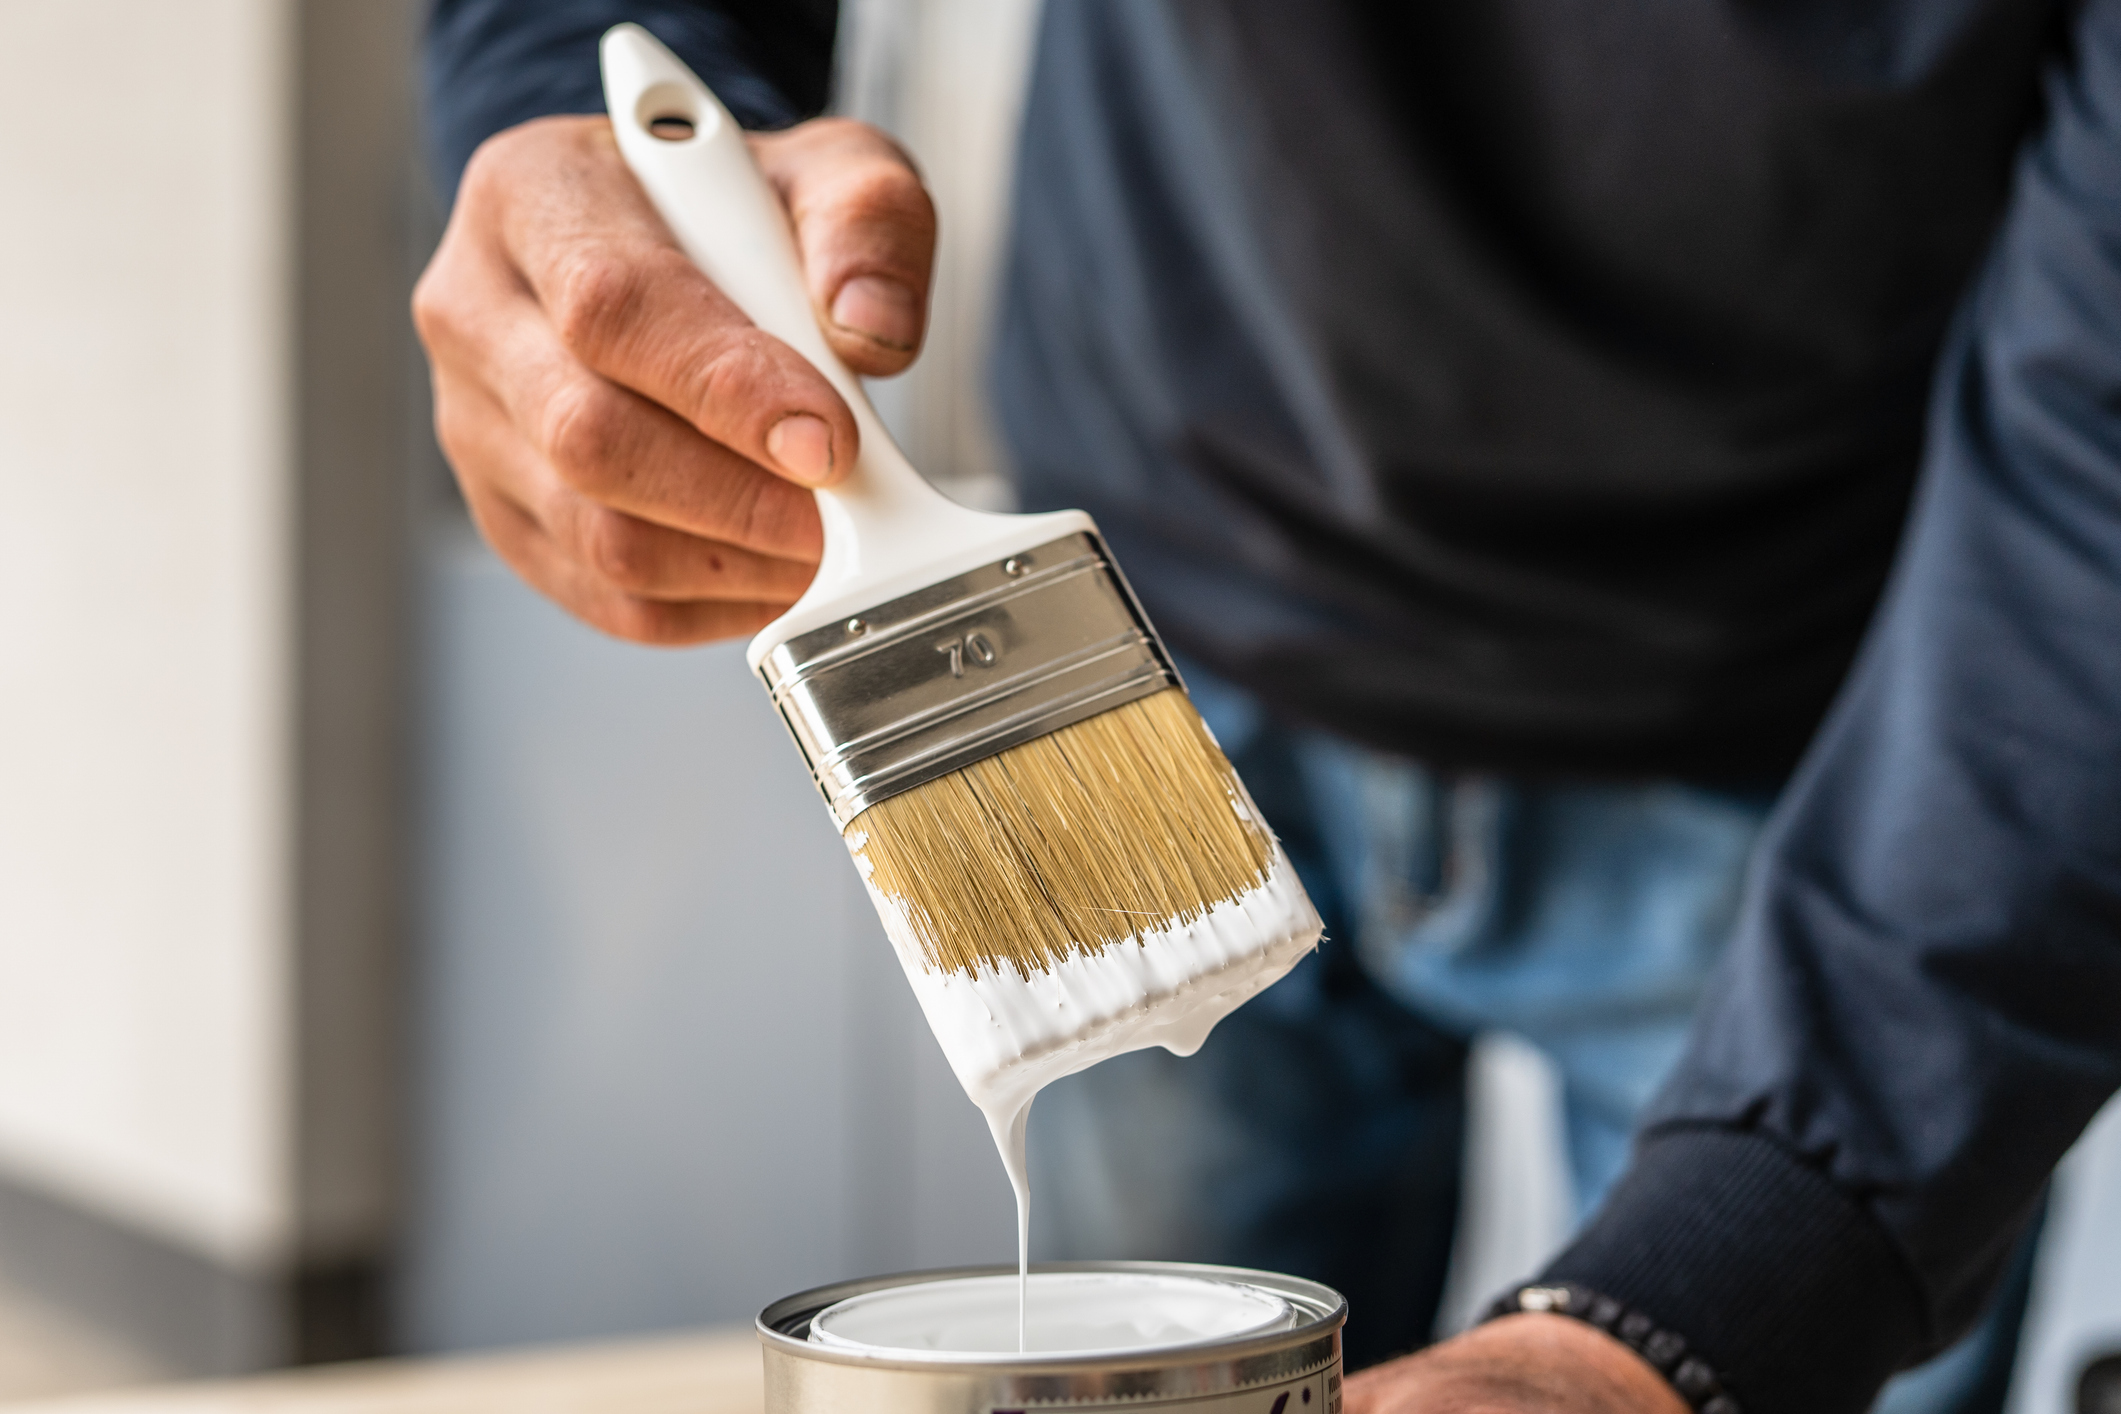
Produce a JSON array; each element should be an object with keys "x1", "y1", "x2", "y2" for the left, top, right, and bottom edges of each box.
[
  {"x1": 1541, "y1": 5, "x2": 2121, "y2": 1411},
  {"x1": 422, "y1": 0, "x2": 838, "y2": 201}
]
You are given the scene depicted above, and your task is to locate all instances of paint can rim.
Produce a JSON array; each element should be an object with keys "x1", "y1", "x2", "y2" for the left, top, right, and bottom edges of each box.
[{"x1": 758, "y1": 1259, "x2": 1346, "y2": 1375}]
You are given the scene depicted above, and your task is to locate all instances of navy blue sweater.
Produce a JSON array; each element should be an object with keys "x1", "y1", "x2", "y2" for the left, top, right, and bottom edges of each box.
[{"x1": 425, "y1": 3, "x2": 2121, "y2": 1409}]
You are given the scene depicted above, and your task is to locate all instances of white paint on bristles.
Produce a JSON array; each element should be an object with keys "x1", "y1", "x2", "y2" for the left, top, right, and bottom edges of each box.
[{"x1": 856, "y1": 842, "x2": 1324, "y2": 1351}]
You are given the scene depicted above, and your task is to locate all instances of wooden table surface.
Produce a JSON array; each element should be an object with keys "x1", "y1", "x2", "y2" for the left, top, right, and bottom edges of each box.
[{"x1": 0, "y1": 1330, "x2": 765, "y2": 1414}]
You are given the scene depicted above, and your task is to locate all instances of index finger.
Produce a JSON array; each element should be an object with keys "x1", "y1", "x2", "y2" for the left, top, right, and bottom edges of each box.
[{"x1": 487, "y1": 116, "x2": 858, "y2": 489}]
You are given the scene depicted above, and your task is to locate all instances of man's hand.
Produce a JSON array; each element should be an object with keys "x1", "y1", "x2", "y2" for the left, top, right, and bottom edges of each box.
[
  {"x1": 1343, "y1": 1314, "x2": 1688, "y2": 1414},
  {"x1": 413, "y1": 113, "x2": 936, "y2": 644}
]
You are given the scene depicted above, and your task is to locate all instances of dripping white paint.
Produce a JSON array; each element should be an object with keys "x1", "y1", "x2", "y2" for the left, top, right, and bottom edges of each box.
[{"x1": 849, "y1": 822, "x2": 1323, "y2": 1349}]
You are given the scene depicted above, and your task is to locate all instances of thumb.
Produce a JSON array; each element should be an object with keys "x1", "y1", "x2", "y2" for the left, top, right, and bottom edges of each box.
[{"x1": 750, "y1": 119, "x2": 937, "y2": 377}]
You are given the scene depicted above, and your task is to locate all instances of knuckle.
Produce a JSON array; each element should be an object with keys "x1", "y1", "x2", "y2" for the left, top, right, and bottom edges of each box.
[
  {"x1": 809, "y1": 176, "x2": 936, "y2": 276},
  {"x1": 694, "y1": 330, "x2": 778, "y2": 419},
  {"x1": 458, "y1": 115, "x2": 603, "y2": 216},
  {"x1": 455, "y1": 132, "x2": 512, "y2": 204},
  {"x1": 841, "y1": 159, "x2": 934, "y2": 229},
  {"x1": 409, "y1": 257, "x2": 468, "y2": 348},
  {"x1": 722, "y1": 472, "x2": 815, "y2": 556},
  {"x1": 409, "y1": 268, "x2": 444, "y2": 341},
  {"x1": 548, "y1": 246, "x2": 647, "y2": 360},
  {"x1": 466, "y1": 115, "x2": 575, "y2": 186},
  {"x1": 716, "y1": 474, "x2": 774, "y2": 547},
  {"x1": 539, "y1": 379, "x2": 629, "y2": 495},
  {"x1": 739, "y1": 485, "x2": 802, "y2": 549},
  {"x1": 583, "y1": 510, "x2": 657, "y2": 592}
]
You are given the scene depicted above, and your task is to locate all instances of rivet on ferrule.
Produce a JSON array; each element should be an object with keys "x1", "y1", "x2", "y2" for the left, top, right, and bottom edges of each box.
[
  {"x1": 845, "y1": 617, "x2": 868, "y2": 636},
  {"x1": 1003, "y1": 557, "x2": 1029, "y2": 577}
]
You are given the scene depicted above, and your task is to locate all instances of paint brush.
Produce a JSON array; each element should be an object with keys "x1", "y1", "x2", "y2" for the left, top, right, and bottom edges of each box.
[{"x1": 599, "y1": 27, "x2": 1323, "y2": 1115}]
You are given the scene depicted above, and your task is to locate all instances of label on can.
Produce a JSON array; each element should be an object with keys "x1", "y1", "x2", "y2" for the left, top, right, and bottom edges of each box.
[{"x1": 991, "y1": 1364, "x2": 1340, "y2": 1414}]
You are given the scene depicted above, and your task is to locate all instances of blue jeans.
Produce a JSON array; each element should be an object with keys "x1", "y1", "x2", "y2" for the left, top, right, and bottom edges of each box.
[{"x1": 1027, "y1": 665, "x2": 2032, "y2": 1406}]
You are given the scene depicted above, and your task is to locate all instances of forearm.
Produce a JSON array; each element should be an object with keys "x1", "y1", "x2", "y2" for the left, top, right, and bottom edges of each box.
[{"x1": 1545, "y1": 6, "x2": 2121, "y2": 1409}]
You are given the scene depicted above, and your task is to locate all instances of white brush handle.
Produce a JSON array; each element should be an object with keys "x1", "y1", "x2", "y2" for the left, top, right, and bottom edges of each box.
[{"x1": 599, "y1": 25, "x2": 1090, "y2": 670}]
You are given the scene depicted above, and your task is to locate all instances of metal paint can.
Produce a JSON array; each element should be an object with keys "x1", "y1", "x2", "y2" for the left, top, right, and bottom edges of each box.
[{"x1": 757, "y1": 1261, "x2": 1346, "y2": 1414}]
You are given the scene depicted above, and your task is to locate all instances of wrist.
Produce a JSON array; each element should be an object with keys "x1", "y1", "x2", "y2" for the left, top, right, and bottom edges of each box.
[
  {"x1": 1537, "y1": 1127, "x2": 1922, "y2": 1414},
  {"x1": 1481, "y1": 1312, "x2": 1691, "y2": 1414},
  {"x1": 1486, "y1": 1284, "x2": 1733, "y2": 1414},
  {"x1": 1343, "y1": 1311, "x2": 1688, "y2": 1414}
]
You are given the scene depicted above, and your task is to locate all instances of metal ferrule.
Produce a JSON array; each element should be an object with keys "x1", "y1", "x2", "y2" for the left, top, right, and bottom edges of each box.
[{"x1": 755, "y1": 532, "x2": 1180, "y2": 828}]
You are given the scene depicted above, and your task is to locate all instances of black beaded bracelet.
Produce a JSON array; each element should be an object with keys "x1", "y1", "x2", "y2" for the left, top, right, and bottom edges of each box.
[{"x1": 1483, "y1": 1282, "x2": 1743, "y2": 1414}]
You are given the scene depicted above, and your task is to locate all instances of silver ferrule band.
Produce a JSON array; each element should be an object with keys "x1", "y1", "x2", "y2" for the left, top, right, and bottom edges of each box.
[{"x1": 755, "y1": 532, "x2": 1181, "y2": 828}]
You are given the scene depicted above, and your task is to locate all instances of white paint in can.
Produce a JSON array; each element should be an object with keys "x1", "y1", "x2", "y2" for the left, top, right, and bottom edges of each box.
[
  {"x1": 760, "y1": 1262, "x2": 1347, "y2": 1414},
  {"x1": 809, "y1": 1271, "x2": 1297, "y2": 1358}
]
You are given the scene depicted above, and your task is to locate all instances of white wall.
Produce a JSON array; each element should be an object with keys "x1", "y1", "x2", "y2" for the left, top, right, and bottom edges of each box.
[{"x1": 0, "y1": 2, "x2": 294, "y2": 1267}]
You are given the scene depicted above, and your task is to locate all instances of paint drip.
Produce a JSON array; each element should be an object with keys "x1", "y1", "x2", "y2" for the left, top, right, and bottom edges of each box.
[{"x1": 849, "y1": 832, "x2": 1322, "y2": 1349}]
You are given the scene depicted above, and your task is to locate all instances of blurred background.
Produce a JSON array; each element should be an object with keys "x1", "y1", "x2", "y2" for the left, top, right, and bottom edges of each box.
[{"x1": 1, "y1": 1, "x2": 2118, "y2": 1410}]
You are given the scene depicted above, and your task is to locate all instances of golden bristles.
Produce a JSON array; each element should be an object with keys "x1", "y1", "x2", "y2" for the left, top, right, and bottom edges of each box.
[{"x1": 848, "y1": 688, "x2": 1275, "y2": 979}]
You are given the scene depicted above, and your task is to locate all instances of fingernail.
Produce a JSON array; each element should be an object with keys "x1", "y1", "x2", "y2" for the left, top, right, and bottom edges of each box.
[
  {"x1": 829, "y1": 276, "x2": 920, "y2": 351},
  {"x1": 767, "y1": 413, "x2": 836, "y2": 485}
]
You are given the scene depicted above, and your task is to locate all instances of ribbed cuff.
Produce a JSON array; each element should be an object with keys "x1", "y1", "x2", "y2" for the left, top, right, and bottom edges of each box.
[{"x1": 1538, "y1": 1126, "x2": 1926, "y2": 1414}]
